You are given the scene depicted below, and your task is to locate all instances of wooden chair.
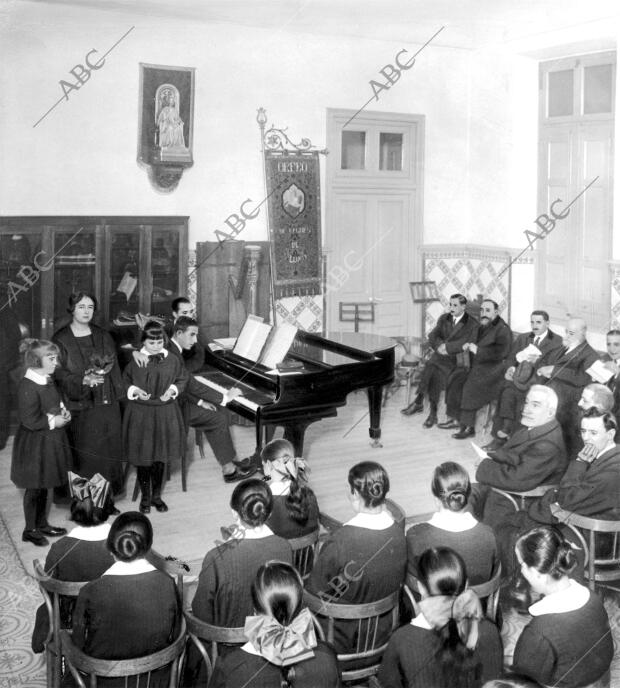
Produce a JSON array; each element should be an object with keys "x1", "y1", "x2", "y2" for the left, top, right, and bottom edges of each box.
[
  {"x1": 319, "y1": 498, "x2": 407, "y2": 534},
  {"x1": 32, "y1": 559, "x2": 89, "y2": 688},
  {"x1": 303, "y1": 589, "x2": 399, "y2": 683},
  {"x1": 149, "y1": 548, "x2": 190, "y2": 607},
  {"x1": 405, "y1": 564, "x2": 502, "y2": 622},
  {"x1": 288, "y1": 529, "x2": 320, "y2": 581},
  {"x1": 551, "y1": 504, "x2": 620, "y2": 592},
  {"x1": 490, "y1": 484, "x2": 558, "y2": 511},
  {"x1": 60, "y1": 621, "x2": 186, "y2": 688}
]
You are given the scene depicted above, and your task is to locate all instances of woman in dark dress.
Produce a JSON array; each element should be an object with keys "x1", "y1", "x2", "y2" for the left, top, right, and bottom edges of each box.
[
  {"x1": 71, "y1": 511, "x2": 181, "y2": 688},
  {"x1": 261, "y1": 439, "x2": 319, "y2": 539},
  {"x1": 11, "y1": 339, "x2": 71, "y2": 546},
  {"x1": 53, "y1": 292, "x2": 125, "y2": 496},
  {"x1": 31, "y1": 471, "x2": 115, "y2": 652},
  {"x1": 122, "y1": 320, "x2": 188, "y2": 513},
  {"x1": 208, "y1": 561, "x2": 341, "y2": 688},
  {"x1": 378, "y1": 547, "x2": 503, "y2": 688},
  {"x1": 306, "y1": 461, "x2": 407, "y2": 656},
  {"x1": 407, "y1": 462, "x2": 498, "y2": 586},
  {"x1": 512, "y1": 526, "x2": 613, "y2": 688}
]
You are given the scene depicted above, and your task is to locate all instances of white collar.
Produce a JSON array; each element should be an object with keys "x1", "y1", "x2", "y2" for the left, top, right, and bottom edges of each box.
[
  {"x1": 453, "y1": 314, "x2": 463, "y2": 324},
  {"x1": 241, "y1": 523, "x2": 275, "y2": 540},
  {"x1": 25, "y1": 368, "x2": 51, "y2": 385},
  {"x1": 171, "y1": 339, "x2": 182, "y2": 353},
  {"x1": 598, "y1": 441, "x2": 616, "y2": 458},
  {"x1": 427, "y1": 510, "x2": 478, "y2": 532},
  {"x1": 69, "y1": 523, "x2": 111, "y2": 542},
  {"x1": 532, "y1": 331, "x2": 548, "y2": 343},
  {"x1": 102, "y1": 559, "x2": 156, "y2": 576},
  {"x1": 241, "y1": 641, "x2": 261, "y2": 657},
  {"x1": 410, "y1": 612, "x2": 433, "y2": 630},
  {"x1": 344, "y1": 510, "x2": 394, "y2": 530},
  {"x1": 529, "y1": 579, "x2": 589, "y2": 616},
  {"x1": 268, "y1": 479, "x2": 290, "y2": 497},
  {"x1": 139, "y1": 347, "x2": 168, "y2": 358}
]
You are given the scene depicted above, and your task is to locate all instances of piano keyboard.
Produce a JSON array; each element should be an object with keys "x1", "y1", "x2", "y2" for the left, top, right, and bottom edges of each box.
[{"x1": 194, "y1": 375, "x2": 260, "y2": 412}]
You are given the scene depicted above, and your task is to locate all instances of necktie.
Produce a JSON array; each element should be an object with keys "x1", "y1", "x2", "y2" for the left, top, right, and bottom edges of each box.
[{"x1": 533, "y1": 336, "x2": 540, "y2": 346}]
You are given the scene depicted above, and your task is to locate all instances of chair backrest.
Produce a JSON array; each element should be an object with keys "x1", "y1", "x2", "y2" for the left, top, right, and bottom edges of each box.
[
  {"x1": 183, "y1": 610, "x2": 246, "y2": 679},
  {"x1": 60, "y1": 622, "x2": 186, "y2": 688},
  {"x1": 149, "y1": 549, "x2": 189, "y2": 606},
  {"x1": 491, "y1": 484, "x2": 558, "y2": 511},
  {"x1": 303, "y1": 588, "x2": 399, "y2": 673},
  {"x1": 550, "y1": 504, "x2": 620, "y2": 591},
  {"x1": 287, "y1": 529, "x2": 320, "y2": 580}
]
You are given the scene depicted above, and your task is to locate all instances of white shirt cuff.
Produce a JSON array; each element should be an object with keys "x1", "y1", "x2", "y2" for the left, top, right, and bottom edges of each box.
[
  {"x1": 47, "y1": 413, "x2": 56, "y2": 429},
  {"x1": 127, "y1": 385, "x2": 140, "y2": 400},
  {"x1": 168, "y1": 384, "x2": 178, "y2": 399}
]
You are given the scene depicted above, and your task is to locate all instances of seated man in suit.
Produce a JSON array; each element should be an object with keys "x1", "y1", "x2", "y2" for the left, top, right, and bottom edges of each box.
[
  {"x1": 537, "y1": 318, "x2": 600, "y2": 457},
  {"x1": 474, "y1": 385, "x2": 567, "y2": 527},
  {"x1": 601, "y1": 329, "x2": 620, "y2": 430},
  {"x1": 401, "y1": 293, "x2": 477, "y2": 428},
  {"x1": 439, "y1": 299, "x2": 512, "y2": 439},
  {"x1": 495, "y1": 408, "x2": 620, "y2": 578},
  {"x1": 169, "y1": 316, "x2": 256, "y2": 483},
  {"x1": 167, "y1": 296, "x2": 205, "y2": 373},
  {"x1": 488, "y1": 310, "x2": 563, "y2": 448}
]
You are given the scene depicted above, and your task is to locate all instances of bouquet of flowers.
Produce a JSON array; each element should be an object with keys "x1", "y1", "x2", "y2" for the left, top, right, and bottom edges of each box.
[{"x1": 85, "y1": 352, "x2": 115, "y2": 404}]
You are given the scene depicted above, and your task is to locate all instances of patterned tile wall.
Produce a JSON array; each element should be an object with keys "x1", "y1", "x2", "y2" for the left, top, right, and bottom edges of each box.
[
  {"x1": 275, "y1": 295, "x2": 323, "y2": 332},
  {"x1": 610, "y1": 263, "x2": 620, "y2": 329}
]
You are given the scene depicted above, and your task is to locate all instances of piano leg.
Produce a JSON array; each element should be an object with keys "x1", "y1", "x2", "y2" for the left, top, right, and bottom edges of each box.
[
  {"x1": 367, "y1": 384, "x2": 384, "y2": 448},
  {"x1": 283, "y1": 423, "x2": 311, "y2": 457}
]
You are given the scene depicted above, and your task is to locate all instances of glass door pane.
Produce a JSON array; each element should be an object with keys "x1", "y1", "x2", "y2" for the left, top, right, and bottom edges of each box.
[
  {"x1": 108, "y1": 228, "x2": 141, "y2": 321},
  {"x1": 379, "y1": 133, "x2": 403, "y2": 171},
  {"x1": 150, "y1": 228, "x2": 179, "y2": 317},
  {"x1": 341, "y1": 131, "x2": 366, "y2": 169}
]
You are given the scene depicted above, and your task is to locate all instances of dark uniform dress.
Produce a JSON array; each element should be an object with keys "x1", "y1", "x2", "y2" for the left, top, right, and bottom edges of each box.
[
  {"x1": 266, "y1": 481, "x2": 320, "y2": 539},
  {"x1": 122, "y1": 351, "x2": 188, "y2": 466},
  {"x1": 11, "y1": 374, "x2": 71, "y2": 490},
  {"x1": 53, "y1": 325, "x2": 124, "y2": 493}
]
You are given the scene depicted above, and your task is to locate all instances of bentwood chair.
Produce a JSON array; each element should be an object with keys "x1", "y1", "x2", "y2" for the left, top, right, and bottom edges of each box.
[
  {"x1": 287, "y1": 528, "x2": 320, "y2": 581},
  {"x1": 33, "y1": 559, "x2": 89, "y2": 688},
  {"x1": 60, "y1": 622, "x2": 186, "y2": 688},
  {"x1": 490, "y1": 484, "x2": 559, "y2": 511}
]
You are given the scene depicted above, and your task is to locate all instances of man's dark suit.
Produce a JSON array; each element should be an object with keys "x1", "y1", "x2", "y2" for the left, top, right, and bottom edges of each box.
[
  {"x1": 475, "y1": 419, "x2": 567, "y2": 526},
  {"x1": 418, "y1": 311, "x2": 478, "y2": 405},
  {"x1": 493, "y1": 329, "x2": 564, "y2": 434},
  {"x1": 168, "y1": 341, "x2": 236, "y2": 467},
  {"x1": 446, "y1": 315, "x2": 512, "y2": 424},
  {"x1": 544, "y1": 340, "x2": 600, "y2": 456}
]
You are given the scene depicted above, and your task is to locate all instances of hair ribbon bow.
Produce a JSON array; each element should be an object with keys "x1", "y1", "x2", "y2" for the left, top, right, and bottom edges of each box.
[{"x1": 68, "y1": 471, "x2": 110, "y2": 508}]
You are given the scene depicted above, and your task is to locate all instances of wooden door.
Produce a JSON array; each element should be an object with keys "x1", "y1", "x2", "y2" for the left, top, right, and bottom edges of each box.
[{"x1": 325, "y1": 109, "x2": 423, "y2": 336}]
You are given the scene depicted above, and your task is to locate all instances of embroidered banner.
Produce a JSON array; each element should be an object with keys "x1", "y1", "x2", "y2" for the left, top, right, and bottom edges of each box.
[{"x1": 265, "y1": 152, "x2": 322, "y2": 299}]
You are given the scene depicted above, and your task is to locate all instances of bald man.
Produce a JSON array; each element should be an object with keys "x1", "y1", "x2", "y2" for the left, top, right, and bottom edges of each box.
[{"x1": 537, "y1": 318, "x2": 600, "y2": 457}]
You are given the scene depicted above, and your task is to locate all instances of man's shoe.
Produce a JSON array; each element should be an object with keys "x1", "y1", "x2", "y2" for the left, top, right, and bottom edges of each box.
[
  {"x1": 38, "y1": 525, "x2": 67, "y2": 537},
  {"x1": 224, "y1": 462, "x2": 258, "y2": 483},
  {"x1": 482, "y1": 437, "x2": 507, "y2": 451},
  {"x1": 22, "y1": 530, "x2": 49, "y2": 546},
  {"x1": 139, "y1": 501, "x2": 151, "y2": 514},
  {"x1": 423, "y1": 413, "x2": 438, "y2": 428},
  {"x1": 437, "y1": 419, "x2": 460, "y2": 430},
  {"x1": 401, "y1": 402, "x2": 423, "y2": 416},
  {"x1": 151, "y1": 497, "x2": 169, "y2": 513},
  {"x1": 452, "y1": 426, "x2": 475, "y2": 439}
]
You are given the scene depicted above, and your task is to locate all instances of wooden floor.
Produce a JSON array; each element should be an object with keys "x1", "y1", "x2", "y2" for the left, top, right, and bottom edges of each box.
[{"x1": 0, "y1": 385, "x2": 490, "y2": 576}]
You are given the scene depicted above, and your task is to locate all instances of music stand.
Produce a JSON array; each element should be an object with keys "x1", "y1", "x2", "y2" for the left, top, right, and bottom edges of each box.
[{"x1": 339, "y1": 302, "x2": 375, "y2": 333}]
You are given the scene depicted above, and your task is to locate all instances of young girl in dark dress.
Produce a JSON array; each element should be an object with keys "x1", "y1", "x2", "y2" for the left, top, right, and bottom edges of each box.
[
  {"x1": 261, "y1": 439, "x2": 319, "y2": 539},
  {"x1": 208, "y1": 561, "x2": 341, "y2": 688},
  {"x1": 122, "y1": 321, "x2": 188, "y2": 513},
  {"x1": 11, "y1": 339, "x2": 72, "y2": 546},
  {"x1": 378, "y1": 547, "x2": 503, "y2": 688},
  {"x1": 31, "y1": 471, "x2": 115, "y2": 652}
]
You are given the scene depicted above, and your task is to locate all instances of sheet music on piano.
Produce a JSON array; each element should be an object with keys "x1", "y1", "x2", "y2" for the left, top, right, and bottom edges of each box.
[{"x1": 232, "y1": 315, "x2": 298, "y2": 368}]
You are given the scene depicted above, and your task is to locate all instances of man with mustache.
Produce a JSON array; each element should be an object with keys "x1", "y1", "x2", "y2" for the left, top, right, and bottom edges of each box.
[{"x1": 439, "y1": 299, "x2": 512, "y2": 439}]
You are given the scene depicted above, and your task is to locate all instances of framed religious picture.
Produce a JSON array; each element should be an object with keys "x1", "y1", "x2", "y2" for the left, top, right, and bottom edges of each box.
[{"x1": 138, "y1": 64, "x2": 195, "y2": 190}]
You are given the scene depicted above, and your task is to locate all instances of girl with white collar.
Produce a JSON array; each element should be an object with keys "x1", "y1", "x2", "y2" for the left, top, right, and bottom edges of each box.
[
  {"x1": 512, "y1": 526, "x2": 613, "y2": 688},
  {"x1": 407, "y1": 462, "x2": 498, "y2": 587},
  {"x1": 11, "y1": 339, "x2": 72, "y2": 547},
  {"x1": 261, "y1": 439, "x2": 319, "y2": 539},
  {"x1": 72, "y1": 511, "x2": 181, "y2": 688},
  {"x1": 306, "y1": 461, "x2": 407, "y2": 655}
]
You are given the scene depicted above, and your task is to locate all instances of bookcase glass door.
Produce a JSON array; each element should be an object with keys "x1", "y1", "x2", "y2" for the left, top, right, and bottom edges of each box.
[
  {"x1": 108, "y1": 228, "x2": 142, "y2": 321},
  {"x1": 150, "y1": 227, "x2": 180, "y2": 317},
  {"x1": 52, "y1": 228, "x2": 98, "y2": 332}
]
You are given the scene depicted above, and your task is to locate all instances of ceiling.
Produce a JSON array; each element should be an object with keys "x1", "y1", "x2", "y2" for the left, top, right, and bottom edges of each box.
[{"x1": 23, "y1": 0, "x2": 620, "y2": 51}]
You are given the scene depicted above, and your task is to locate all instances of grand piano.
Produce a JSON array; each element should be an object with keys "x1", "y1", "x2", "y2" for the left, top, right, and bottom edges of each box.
[{"x1": 197, "y1": 330, "x2": 395, "y2": 455}]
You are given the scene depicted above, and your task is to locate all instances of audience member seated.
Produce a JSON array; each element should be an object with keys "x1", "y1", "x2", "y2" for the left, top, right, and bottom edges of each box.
[
  {"x1": 261, "y1": 439, "x2": 319, "y2": 539},
  {"x1": 511, "y1": 526, "x2": 613, "y2": 688},
  {"x1": 475, "y1": 385, "x2": 567, "y2": 527},
  {"x1": 306, "y1": 461, "x2": 406, "y2": 655},
  {"x1": 401, "y1": 293, "x2": 478, "y2": 428},
  {"x1": 601, "y1": 328, "x2": 620, "y2": 430},
  {"x1": 536, "y1": 318, "x2": 599, "y2": 458},
  {"x1": 495, "y1": 408, "x2": 620, "y2": 578},
  {"x1": 439, "y1": 299, "x2": 512, "y2": 439},
  {"x1": 207, "y1": 561, "x2": 341, "y2": 688},
  {"x1": 377, "y1": 547, "x2": 503, "y2": 688},
  {"x1": 490, "y1": 310, "x2": 563, "y2": 443},
  {"x1": 571, "y1": 383, "x2": 615, "y2": 456},
  {"x1": 407, "y1": 462, "x2": 497, "y2": 586},
  {"x1": 71, "y1": 511, "x2": 181, "y2": 688},
  {"x1": 192, "y1": 479, "x2": 292, "y2": 628},
  {"x1": 31, "y1": 472, "x2": 115, "y2": 653}
]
